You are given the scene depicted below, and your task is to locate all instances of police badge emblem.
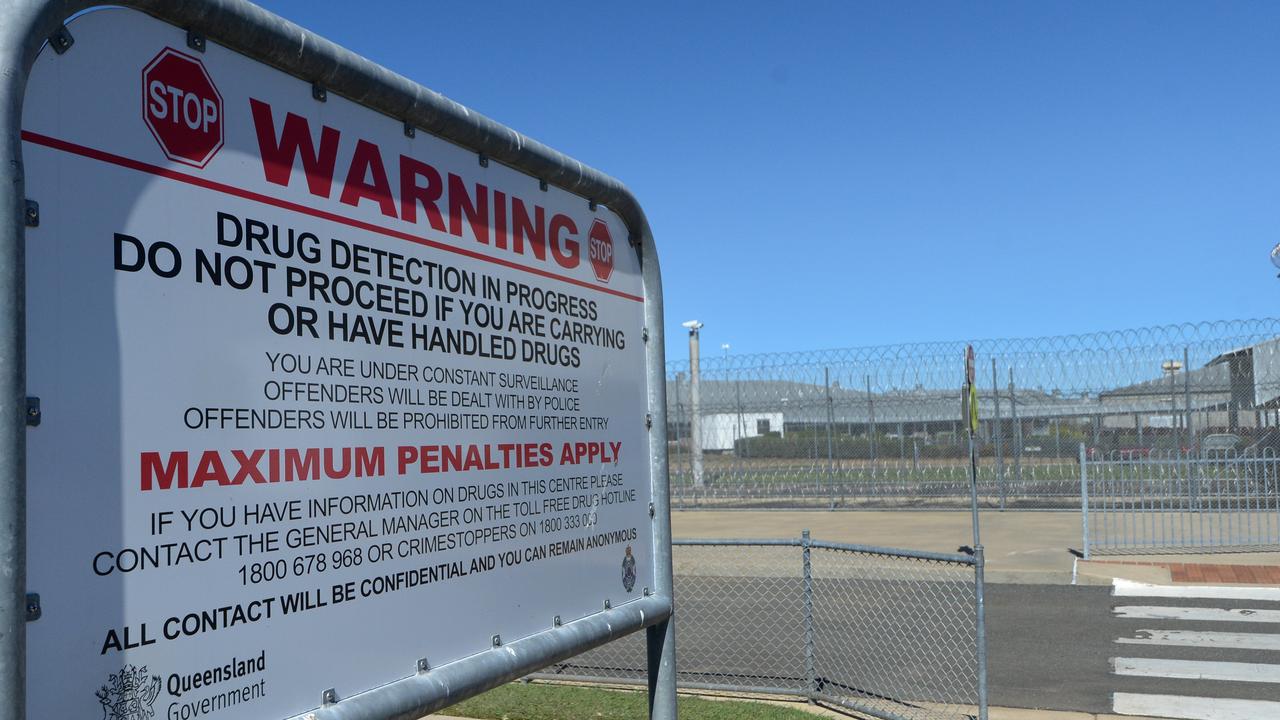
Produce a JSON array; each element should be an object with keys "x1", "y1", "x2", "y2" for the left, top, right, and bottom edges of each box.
[
  {"x1": 621, "y1": 545, "x2": 637, "y2": 592},
  {"x1": 95, "y1": 664, "x2": 162, "y2": 720}
]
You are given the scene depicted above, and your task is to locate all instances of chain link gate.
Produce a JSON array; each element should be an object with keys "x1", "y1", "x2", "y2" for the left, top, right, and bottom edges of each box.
[{"x1": 531, "y1": 535, "x2": 987, "y2": 720}]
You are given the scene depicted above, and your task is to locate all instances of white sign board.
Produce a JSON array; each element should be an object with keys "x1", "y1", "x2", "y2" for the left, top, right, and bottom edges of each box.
[{"x1": 23, "y1": 8, "x2": 653, "y2": 719}]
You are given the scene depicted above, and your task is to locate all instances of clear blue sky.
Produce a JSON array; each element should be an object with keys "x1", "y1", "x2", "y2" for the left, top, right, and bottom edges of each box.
[{"x1": 255, "y1": 1, "x2": 1280, "y2": 357}]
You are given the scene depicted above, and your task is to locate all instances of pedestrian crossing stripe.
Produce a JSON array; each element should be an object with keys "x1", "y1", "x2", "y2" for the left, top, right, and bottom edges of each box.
[
  {"x1": 1113, "y1": 605, "x2": 1280, "y2": 623},
  {"x1": 1113, "y1": 657, "x2": 1280, "y2": 684},
  {"x1": 1114, "y1": 693, "x2": 1280, "y2": 720},
  {"x1": 1113, "y1": 579, "x2": 1280, "y2": 602},
  {"x1": 1116, "y1": 629, "x2": 1280, "y2": 652}
]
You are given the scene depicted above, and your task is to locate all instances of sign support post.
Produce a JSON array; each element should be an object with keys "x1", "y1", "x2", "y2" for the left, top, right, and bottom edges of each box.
[{"x1": 963, "y1": 345, "x2": 988, "y2": 720}]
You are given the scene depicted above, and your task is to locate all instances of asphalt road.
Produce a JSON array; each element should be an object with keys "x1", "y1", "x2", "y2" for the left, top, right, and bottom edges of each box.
[
  {"x1": 989, "y1": 584, "x2": 1280, "y2": 711},
  {"x1": 541, "y1": 579, "x2": 1280, "y2": 715}
]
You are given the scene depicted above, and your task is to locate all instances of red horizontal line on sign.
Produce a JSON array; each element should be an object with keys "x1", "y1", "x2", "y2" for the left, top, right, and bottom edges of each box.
[{"x1": 20, "y1": 130, "x2": 644, "y2": 304}]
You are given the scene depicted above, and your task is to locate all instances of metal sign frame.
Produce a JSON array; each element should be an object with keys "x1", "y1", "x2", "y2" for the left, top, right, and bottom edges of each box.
[{"x1": 0, "y1": 1, "x2": 676, "y2": 718}]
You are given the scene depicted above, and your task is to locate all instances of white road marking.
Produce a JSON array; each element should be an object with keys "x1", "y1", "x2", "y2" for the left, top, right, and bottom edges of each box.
[
  {"x1": 1113, "y1": 605, "x2": 1280, "y2": 623},
  {"x1": 1113, "y1": 579, "x2": 1280, "y2": 602},
  {"x1": 1113, "y1": 657, "x2": 1280, "y2": 683},
  {"x1": 1113, "y1": 692, "x2": 1280, "y2": 720},
  {"x1": 1117, "y1": 629, "x2": 1280, "y2": 651}
]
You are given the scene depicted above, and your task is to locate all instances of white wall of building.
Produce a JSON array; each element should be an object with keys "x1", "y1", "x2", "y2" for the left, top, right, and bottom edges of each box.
[{"x1": 699, "y1": 412, "x2": 785, "y2": 451}]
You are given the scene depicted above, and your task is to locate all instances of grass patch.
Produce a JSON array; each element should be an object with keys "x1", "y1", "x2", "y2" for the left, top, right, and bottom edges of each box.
[{"x1": 446, "y1": 682, "x2": 822, "y2": 720}]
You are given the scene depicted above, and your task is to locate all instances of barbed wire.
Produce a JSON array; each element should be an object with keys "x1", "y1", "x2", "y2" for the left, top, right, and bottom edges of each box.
[
  {"x1": 668, "y1": 318, "x2": 1280, "y2": 397},
  {"x1": 664, "y1": 319, "x2": 1280, "y2": 507}
]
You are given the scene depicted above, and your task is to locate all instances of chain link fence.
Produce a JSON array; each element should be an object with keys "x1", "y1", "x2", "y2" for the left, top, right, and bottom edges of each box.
[
  {"x1": 667, "y1": 318, "x2": 1280, "y2": 509},
  {"x1": 531, "y1": 536, "x2": 986, "y2": 720}
]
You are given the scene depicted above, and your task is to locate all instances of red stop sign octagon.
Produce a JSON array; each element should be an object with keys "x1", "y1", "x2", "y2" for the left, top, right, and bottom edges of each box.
[
  {"x1": 142, "y1": 47, "x2": 224, "y2": 168},
  {"x1": 588, "y1": 219, "x2": 614, "y2": 283}
]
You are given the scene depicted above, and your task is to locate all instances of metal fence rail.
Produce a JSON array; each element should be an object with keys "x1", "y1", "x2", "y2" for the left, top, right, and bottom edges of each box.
[
  {"x1": 1082, "y1": 444, "x2": 1280, "y2": 556},
  {"x1": 531, "y1": 536, "x2": 987, "y2": 720},
  {"x1": 667, "y1": 318, "x2": 1280, "y2": 510}
]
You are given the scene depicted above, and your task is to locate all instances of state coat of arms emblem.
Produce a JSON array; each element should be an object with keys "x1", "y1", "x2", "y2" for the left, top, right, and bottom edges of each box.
[{"x1": 95, "y1": 664, "x2": 162, "y2": 720}]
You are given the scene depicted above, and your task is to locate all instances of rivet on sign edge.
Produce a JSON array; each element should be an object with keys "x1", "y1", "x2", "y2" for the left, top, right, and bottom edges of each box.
[
  {"x1": 553, "y1": 615, "x2": 562, "y2": 627},
  {"x1": 645, "y1": 414, "x2": 652, "y2": 430},
  {"x1": 642, "y1": 328, "x2": 649, "y2": 343},
  {"x1": 25, "y1": 593, "x2": 40, "y2": 622},
  {"x1": 403, "y1": 122, "x2": 416, "y2": 138},
  {"x1": 648, "y1": 502, "x2": 655, "y2": 518},
  {"x1": 25, "y1": 398, "x2": 40, "y2": 427},
  {"x1": 312, "y1": 83, "x2": 327, "y2": 102},
  {"x1": 416, "y1": 658, "x2": 429, "y2": 673},
  {"x1": 478, "y1": 153, "x2": 489, "y2": 168},
  {"x1": 186, "y1": 30, "x2": 206, "y2": 52},
  {"x1": 588, "y1": 199, "x2": 597, "y2": 211},
  {"x1": 643, "y1": 587, "x2": 651, "y2": 597},
  {"x1": 321, "y1": 688, "x2": 337, "y2": 705},
  {"x1": 491, "y1": 634, "x2": 501, "y2": 647},
  {"x1": 539, "y1": 180, "x2": 548, "y2": 192},
  {"x1": 23, "y1": 200, "x2": 38, "y2": 228},
  {"x1": 603, "y1": 599, "x2": 611, "y2": 610},
  {"x1": 48, "y1": 25, "x2": 73, "y2": 55}
]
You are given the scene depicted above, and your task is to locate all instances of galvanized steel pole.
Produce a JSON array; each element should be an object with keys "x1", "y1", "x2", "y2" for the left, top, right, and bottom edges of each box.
[
  {"x1": 865, "y1": 374, "x2": 876, "y2": 468},
  {"x1": 1183, "y1": 347, "x2": 1193, "y2": 452},
  {"x1": 801, "y1": 530, "x2": 817, "y2": 699},
  {"x1": 968, "y1": 427, "x2": 982, "y2": 548},
  {"x1": 0, "y1": 3, "x2": 37, "y2": 716},
  {"x1": 1009, "y1": 368, "x2": 1022, "y2": 492},
  {"x1": 1184, "y1": 347, "x2": 1196, "y2": 510},
  {"x1": 688, "y1": 323, "x2": 703, "y2": 488},
  {"x1": 1080, "y1": 443, "x2": 1091, "y2": 560},
  {"x1": 992, "y1": 359, "x2": 1004, "y2": 511},
  {"x1": 974, "y1": 545, "x2": 990, "y2": 720},
  {"x1": 824, "y1": 368, "x2": 834, "y2": 489}
]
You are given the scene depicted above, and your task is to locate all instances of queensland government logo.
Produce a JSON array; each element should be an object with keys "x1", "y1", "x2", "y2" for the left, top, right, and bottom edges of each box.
[
  {"x1": 96, "y1": 665, "x2": 162, "y2": 720},
  {"x1": 621, "y1": 545, "x2": 637, "y2": 592}
]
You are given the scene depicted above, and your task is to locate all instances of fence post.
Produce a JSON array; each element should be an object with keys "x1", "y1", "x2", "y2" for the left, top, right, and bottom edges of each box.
[
  {"x1": 1080, "y1": 442, "x2": 1090, "y2": 560},
  {"x1": 825, "y1": 368, "x2": 835, "y2": 510},
  {"x1": 674, "y1": 373, "x2": 685, "y2": 509},
  {"x1": 1009, "y1": 368, "x2": 1022, "y2": 493},
  {"x1": 802, "y1": 530, "x2": 817, "y2": 700},
  {"x1": 866, "y1": 374, "x2": 877, "y2": 473},
  {"x1": 735, "y1": 380, "x2": 745, "y2": 484},
  {"x1": 992, "y1": 359, "x2": 1005, "y2": 511},
  {"x1": 974, "y1": 544, "x2": 989, "y2": 720},
  {"x1": 1183, "y1": 346, "x2": 1193, "y2": 452},
  {"x1": 646, "y1": 615, "x2": 677, "y2": 720},
  {"x1": 1184, "y1": 346, "x2": 1198, "y2": 510}
]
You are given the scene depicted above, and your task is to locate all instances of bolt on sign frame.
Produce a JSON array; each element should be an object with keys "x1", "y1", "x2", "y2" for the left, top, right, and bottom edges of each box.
[{"x1": 0, "y1": 1, "x2": 675, "y2": 719}]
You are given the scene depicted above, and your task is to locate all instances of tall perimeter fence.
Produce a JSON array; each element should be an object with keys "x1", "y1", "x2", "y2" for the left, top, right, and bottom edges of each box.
[
  {"x1": 531, "y1": 535, "x2": 986, "y2": 720},
  {"x1": 667, "y1": 318, "x2": 1280, "y2": 512}
]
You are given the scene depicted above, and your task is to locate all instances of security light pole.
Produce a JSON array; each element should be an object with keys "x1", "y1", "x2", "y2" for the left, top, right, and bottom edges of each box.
[{"x1": 684, "y1": 321, "x2": 704, "y2": 487}]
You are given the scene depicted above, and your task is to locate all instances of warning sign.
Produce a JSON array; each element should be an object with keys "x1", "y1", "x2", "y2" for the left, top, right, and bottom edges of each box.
[{"x1": 22, "y1": 8, "x2": 652, "y2": 719}]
